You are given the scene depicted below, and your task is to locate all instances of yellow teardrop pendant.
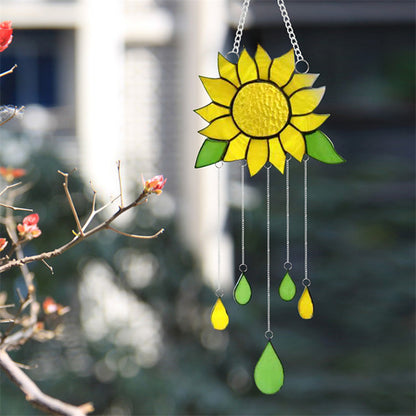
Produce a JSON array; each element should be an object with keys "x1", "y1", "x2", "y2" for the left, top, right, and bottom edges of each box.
[
  {"x1": 298, "y1": 286, "x2": 314, "y2": 319},
  {"x1": 210, "y1": 297, "x2": 229, "y2": 330}
]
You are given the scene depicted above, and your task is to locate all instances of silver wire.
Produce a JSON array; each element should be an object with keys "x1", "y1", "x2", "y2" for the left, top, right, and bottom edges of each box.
[
  {"x1": 303, "y1": 156, "x2": 310, "y2": 287},
  {"x1": 285, "y1": 156, "x2": 291, "y2": 266},
  {"x1": 266, "y1": 165, "x2": 271, "y2": 334},
  {"x1": 241, "y1": 161, "x2": 246, "y2": 267},
  {"x1": 217, "y1": 163, "x2": 222, "y2": 294}
]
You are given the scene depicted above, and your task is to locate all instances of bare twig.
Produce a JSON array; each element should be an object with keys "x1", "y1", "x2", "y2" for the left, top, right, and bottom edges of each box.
[
  {"x1": 0, "y1": 64, "x2": 17, "y2": 78},
  {"x1": 41, "y1": 259, "x2": 54, "y2": 275},
  {"x1": 0, "y1": 182, "x2": 22, "y2": 198},
  {"x1": 0, "y1": 304, "x2": 15, "y2": 309},
  {"x1": 81, "y1": 188, "x2": 119, "y2": 233},
  {"x1": 0, "y1": 349, "x2": 94, "y2": 416},
  {"x1": 108, "y1": 226, "x2": 164, "y2": 239},
  {"x1": 0, "y1": 105, "x2": 24, "y2": 127},
  {"x1": 15, "y1": 361, "x2": 37, "y2": 370},
  {"x1": 117, "y1": 160, "x2": 124, "y2": 209},
  {"x1": 58, "y1": 171, "x2": 84, "y2": 237},
  {"x1": 0, "y1": 202, "x2": 33, "y2": 212}
]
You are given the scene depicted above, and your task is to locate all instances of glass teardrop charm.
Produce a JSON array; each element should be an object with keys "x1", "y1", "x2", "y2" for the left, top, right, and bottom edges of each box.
[
  {"x1": 298, "y1": 286, "x2": 314, "y2": 319},
  {"x1": 233, "y1": 273, "x2": 252, "y2": 305},
  {"x1": 254, "y1": 341, "x2": 284, "y2": 394},
  {"x1": 278, "y1": 272, "x2": 296, "y2": 301},
  {"x1": 210, "y1": 297, "x2": 229, "y2": 330}
]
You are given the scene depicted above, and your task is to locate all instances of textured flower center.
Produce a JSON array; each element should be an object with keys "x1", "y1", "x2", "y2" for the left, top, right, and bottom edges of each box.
[{"x1": 232, "y1": 82, "x2": 289, "y2": 138}]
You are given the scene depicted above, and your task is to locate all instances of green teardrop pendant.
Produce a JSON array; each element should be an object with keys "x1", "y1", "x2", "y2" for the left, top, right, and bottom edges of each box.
[
  {"x1": 254, "y1": 341, "x2": 284, "y2": 394},
  {"x1": 279, "y1": 272, "x2": 296, "y2": 301},
  {"x1": 233, "y1": 273, "x2": 252, "y2": 305}
]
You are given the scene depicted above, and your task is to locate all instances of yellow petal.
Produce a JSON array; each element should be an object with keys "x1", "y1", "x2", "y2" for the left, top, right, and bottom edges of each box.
[
  {"x1": 218, "y1": 53, "x2": 240, "y2": 87},
  {"x1": 284, "y1": 73, "x2": 319, "y2": 96},
  {"x1": 279, "y1": 125, "x2": 305, "y2": 161},
  {"x1": 290, "y1": 113, "x2": 330, "y2": 132},
  {"x1": 198, "y1": 115, "x2": 239, "y2": 140},
  {"x1": 195, "y1": 102, "x2": 230, "y2": 122},
  {"x1": 211, "y1": 297, "x2": 229, "y2": 330},
  {"x1": 200, "y1": 76, "x2": 237, "y2": 107},
  {"x1": 269, "y1": 138, "x2": 286, "y2": 173},
  {"x1": 269, "y1": 49, "x2": 295, "y2": 87},
  {"x1": 224, "y1": 134, "x2": 250, "y2": 161},
  {"x1": 254, "y1": 45, "x2": 272, "y2": 80},
  {"x1": 298, "y1": 287, "x2": 313, "y2": 320},
  {"x1": 238, "y1": 49, "x2": 258, "y2": 84},
  {"x1": 247, "y1": 139, "x2": 268, "y2": 176},
  {"x1": 289, "y1": 87, "x2": 326, "y2": 115}
]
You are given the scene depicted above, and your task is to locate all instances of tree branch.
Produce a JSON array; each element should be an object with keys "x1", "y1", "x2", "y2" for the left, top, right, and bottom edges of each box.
[
  {"x1": 0, "y1": 187, "x2": 154, "y2": 274},
  {"x1": 0, "y1": 349, "x2": 93, "y2": 416}
]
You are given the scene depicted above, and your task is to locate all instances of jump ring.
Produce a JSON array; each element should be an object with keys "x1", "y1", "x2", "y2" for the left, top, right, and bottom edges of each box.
[
  {"x1": 286, "y1": 154, "x2": 292, "y2": 161},
  {"x1": 240, "y1": 160, "x2": 247, "y2": 167},
  {"x1": 264, "y1": 163, "x2": 272, "y2": 170},
  {"x1": 303, "y1": 155, "x2": 310, "y2": 162},
  {"x1": 295, "y1": 59, "x2": 310, "y2": 74},
  {"x1": 239, "y1": 264, "x2": 248, "y2": 273},
  {"x1": 215, "y1": 288, "x2": 224, "y2": 297},
  {"x1": 226, "y1": 51, "x2": 239, "y2": 63},
  {"x1": 283, "y1": 262, "x2": 292, "y2": 271},
  {"x1": 215, "y1": 161, "x2": 224, "y2": 169},
  {"x1": 264, "y1": 330, "x2": 274, "y2": 340},
  {"x1": 302, "y1": 278, "x2": 311, "y2": 287}
]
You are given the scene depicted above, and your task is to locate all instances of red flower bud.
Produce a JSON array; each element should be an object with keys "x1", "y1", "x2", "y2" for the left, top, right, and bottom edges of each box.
[
  {"x1": 143, "y1": 175, "x2": 167, "y2": 195},
  {"x1": 0, "y1": 238, "x2": 7, "y2": 252},
  {"x1": 42, "y1": 296, "x2": 70, "y2": 316},
  {"x1": 0, "y1": 167, "x2": 26, "y2": 183},
  {"x1": 0, "y1": 21, "x2": 13, "y2": 53},
  {"x1": 17, "y1": 213, "x2": 42, "y2": 239}
]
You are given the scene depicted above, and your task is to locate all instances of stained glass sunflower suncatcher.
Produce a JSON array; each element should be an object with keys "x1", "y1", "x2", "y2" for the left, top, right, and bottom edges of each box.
[{"x1": 195, "y1": 45, "x2": 344, "y2": 176}]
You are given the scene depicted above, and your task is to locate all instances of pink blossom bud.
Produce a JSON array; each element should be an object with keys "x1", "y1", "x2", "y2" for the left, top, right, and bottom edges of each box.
[{"x1": 0, "y1": 21, "x2": 13, "y2": 53}]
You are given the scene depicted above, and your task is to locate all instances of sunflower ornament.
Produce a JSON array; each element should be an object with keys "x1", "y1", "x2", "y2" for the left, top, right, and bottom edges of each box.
[
  {"x1": 195, "y1": 46, "x2": 344, "y2": 175},
  {"x1": 194, "y1": 0, "x2": 344, "y2": 397}
]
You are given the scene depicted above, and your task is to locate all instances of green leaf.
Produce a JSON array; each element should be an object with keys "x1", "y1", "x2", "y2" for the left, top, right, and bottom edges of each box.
[
  {"x1": 195, "y1": 139, "x2": 228, "y2": 168},
  {"x1": 305, "y1": 130, "x2": 346, "y2": 164}
]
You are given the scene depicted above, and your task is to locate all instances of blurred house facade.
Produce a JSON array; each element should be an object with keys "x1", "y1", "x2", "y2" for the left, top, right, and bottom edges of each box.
[{"x1": 1, "y1": 0, "x2": 233, "y2": 289}]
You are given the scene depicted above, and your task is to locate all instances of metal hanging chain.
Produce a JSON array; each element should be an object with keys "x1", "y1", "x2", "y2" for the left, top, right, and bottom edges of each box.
[
  {"x1": 303, "y1": 156, "x2": 311, "y2": 288},
  {"x1": 276, "y1": 0, "x2": 309, "y2": 71},
  {"x1": 230, "y1": 0, "x2": 251, "y2": 56},
  {"x1": 284, "y1": 156, "x2": 292, "y2": 271},
  {"x1": 239, "y1": 162, "x2": 248, "y2": 274},
  {"x1": 265, "y1": 165, "x2": 273, "y2": 339},
  {"x1": 216, "y1": 163, "x2": 223, "y2": 296}
]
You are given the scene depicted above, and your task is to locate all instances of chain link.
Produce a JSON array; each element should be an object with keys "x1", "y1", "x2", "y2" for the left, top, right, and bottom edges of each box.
[
  {"x1": 230, "y1": 0, "x2": 251, "y2": 56},
  {"x1": 276, "y1": 0, "x2": 305, "y2": 64}
]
